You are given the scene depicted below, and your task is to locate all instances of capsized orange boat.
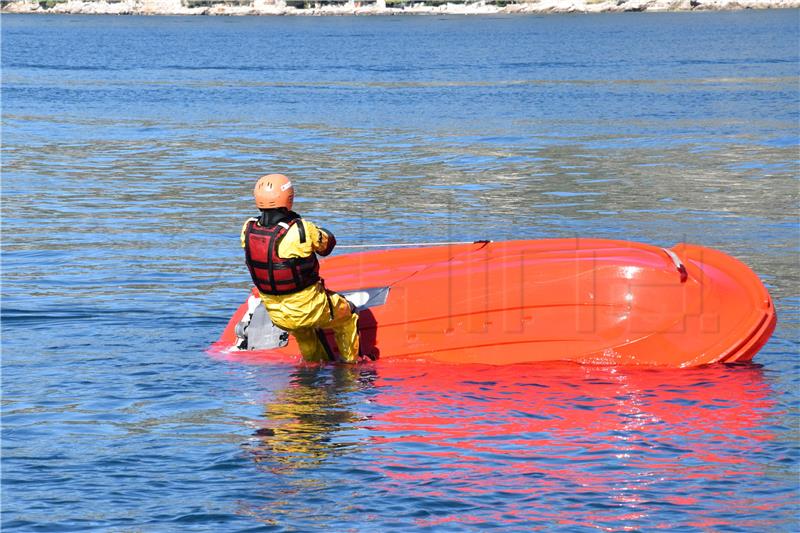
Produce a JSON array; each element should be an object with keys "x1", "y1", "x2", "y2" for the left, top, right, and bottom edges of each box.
[{"x1": 213, "y1": 239, "x2": 776, "y2": 367}]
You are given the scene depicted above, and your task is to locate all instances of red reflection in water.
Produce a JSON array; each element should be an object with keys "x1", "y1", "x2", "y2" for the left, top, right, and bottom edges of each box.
[
  {"x1": 361, "y1": 361, "x2": 778, "y2": 529},
  {"x1": 243, "y1": 360, "x2": 783, "y2": 530}
]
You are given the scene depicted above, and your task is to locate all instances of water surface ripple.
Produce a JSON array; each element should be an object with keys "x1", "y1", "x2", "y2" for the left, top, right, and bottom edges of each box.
[{"x1": 2, "y1": 11, "x2": 799, "y2": 532}]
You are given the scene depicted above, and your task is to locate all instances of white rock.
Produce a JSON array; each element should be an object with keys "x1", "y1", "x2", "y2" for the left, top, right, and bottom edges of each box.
[{"x1": 2, "y1": 0, "x2": 799, "y2": 15}]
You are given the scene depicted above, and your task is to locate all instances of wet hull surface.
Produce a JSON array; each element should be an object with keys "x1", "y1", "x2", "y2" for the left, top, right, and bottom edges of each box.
[{"x1": 216, "y1": 239, "x2": 776, "y2": 367}]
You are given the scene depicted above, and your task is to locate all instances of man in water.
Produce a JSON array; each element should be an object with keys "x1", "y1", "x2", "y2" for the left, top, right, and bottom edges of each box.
[{"x1": 240, "y1": 173, "x2": 359, "y2": 363}]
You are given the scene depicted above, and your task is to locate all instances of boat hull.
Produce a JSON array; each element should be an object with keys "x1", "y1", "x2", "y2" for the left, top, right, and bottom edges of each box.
[{"x1": 213, "y1": 239, "x2": 776, "y2": 367}]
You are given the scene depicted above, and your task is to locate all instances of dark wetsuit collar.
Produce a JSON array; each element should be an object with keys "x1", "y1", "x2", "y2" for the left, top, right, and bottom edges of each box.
[{"x1": 258, "y1": 209, "x2": 300, "y2": 227}]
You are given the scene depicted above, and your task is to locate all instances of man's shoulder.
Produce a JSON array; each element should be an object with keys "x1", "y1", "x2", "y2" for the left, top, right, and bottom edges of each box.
[
  {"x1": 297, "y1": 217, "x2": 319, "y2": 226},
  {"x1": 287, "y1": 218, "x2": 320, "y2": 243},
  {"x1": 290, "y1": 217, "x2": 322, "y2": 232}
]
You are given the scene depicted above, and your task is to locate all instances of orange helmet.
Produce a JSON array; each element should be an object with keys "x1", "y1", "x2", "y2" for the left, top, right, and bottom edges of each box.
[{"x1": 254, "y1": 174, "x2": 294, "y2": 210}]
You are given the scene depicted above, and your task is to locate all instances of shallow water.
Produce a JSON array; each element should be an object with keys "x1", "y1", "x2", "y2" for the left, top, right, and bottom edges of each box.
[{"x1": 2, "y1": 11, "x2": 799, "y2": 532}]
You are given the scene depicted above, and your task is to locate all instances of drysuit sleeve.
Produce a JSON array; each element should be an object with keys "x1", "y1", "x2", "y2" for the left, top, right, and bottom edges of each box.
[
  {"x1": 307, "y1": 221, "x2": 336, "y2": 257},
  {"x1": 275, "y1": 219, "x2": 336, "y2": 259}
]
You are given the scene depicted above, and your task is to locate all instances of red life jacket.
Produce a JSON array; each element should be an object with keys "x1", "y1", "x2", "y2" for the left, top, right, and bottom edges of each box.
[{"x1": 243, "y1": 218, "x2": 320, "y2": 295}]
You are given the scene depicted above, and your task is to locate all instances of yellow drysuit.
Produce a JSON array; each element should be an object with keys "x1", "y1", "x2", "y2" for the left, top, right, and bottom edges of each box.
[{"x1": 241, "y1": 218, "x2": 359, "y2": 363}]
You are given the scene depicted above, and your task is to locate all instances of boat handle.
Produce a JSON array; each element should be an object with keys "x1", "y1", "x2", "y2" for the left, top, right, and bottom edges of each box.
[{"x1": 662, "y1": 248, "x2": 688, "y2": 283}]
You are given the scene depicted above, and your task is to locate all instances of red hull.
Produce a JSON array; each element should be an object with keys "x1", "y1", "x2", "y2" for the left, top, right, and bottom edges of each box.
[{"x1": 212, "y1": 239, "x2": 776, "y2": 367}]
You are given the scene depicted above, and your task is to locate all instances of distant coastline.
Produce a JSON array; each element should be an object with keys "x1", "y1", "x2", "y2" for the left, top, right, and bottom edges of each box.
[{"x1": 2, "y1": 0, "x2": 799, "y2": 16}]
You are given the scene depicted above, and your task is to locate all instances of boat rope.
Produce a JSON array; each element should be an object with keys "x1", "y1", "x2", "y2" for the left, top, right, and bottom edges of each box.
[{"x1": 336, "y1": 240, "x2": 490, "y2": 249}]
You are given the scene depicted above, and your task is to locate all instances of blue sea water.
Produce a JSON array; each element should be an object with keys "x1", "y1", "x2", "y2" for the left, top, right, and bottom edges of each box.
[{"x1": 2, "y1": 11, "x2": 799, "y2": 532}]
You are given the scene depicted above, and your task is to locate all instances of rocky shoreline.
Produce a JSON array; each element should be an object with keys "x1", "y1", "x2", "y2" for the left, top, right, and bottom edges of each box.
[{"x1": 2, "y1": 0, "x2": 799, "y2": 16}]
